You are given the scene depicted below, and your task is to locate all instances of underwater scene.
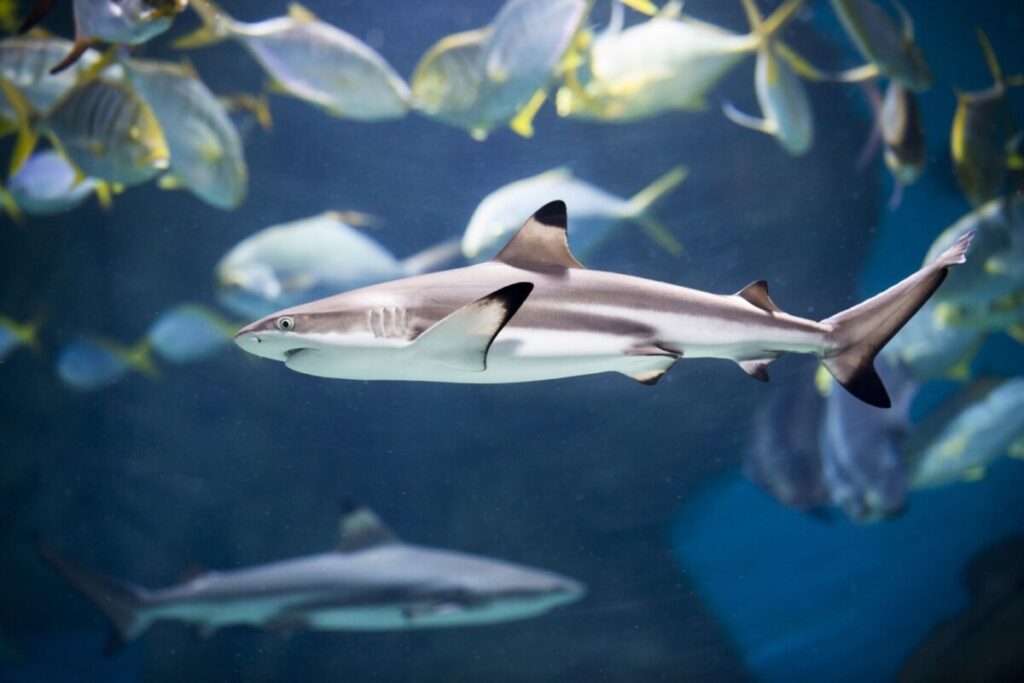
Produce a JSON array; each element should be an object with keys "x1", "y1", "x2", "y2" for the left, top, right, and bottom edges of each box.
[{"x1": 1, "y1": 0, "x2": 1023, "y2": 680}]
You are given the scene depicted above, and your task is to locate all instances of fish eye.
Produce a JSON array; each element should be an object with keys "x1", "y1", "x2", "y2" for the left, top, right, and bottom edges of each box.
[{"x1": 276, "y1": 316, "x2": 295, "y2": 331}]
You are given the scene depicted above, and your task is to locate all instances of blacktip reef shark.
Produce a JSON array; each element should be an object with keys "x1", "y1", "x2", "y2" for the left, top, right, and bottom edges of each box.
[
  {"x1": 37, "y1": 504, "x2": 583, "y2": 651},
  {"x1": 236, "y1": 201, "x2": 974, "y2": 408}
]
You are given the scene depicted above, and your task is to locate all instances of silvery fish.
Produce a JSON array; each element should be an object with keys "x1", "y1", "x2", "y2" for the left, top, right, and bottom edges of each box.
[
  {"x1": 743, "y1": 372, "x2": 830, "y2": 512},
  {"x1": 722, "y1": 0, "x2": 814, "y2": 156},
  {"x1": 461, "y1": 166, "x2": 685, "y2": 261},
  {"x1": 0, "y1": 314, "x2": 43, "y2": 360},
  {"x1": 175, "y1": 0, "x2": 409, "y2": 121},
  {"x1": 37, "y1": 504, "x2": 583, "y2": 648},
  {"x1": 0, "y1": 33, "x2": 103, "y2": 125},
  {"x1": 829, "y1": 0, "x2": 932, "y2": 92},
  {"x1": 147, "y1": 304, "x2": 236, "y2": 364},
  {"x1": 122, "y1": 57, "x2": 247, "y2": 209},
  {"x1": 7, "y1": 149, "x2": 104, "y2": 215},
  {"x1": 881, "y1": 82, "x2": 925, "y2": 187},
  {"x1": 56, "y1": 337, "x2": 156, "y2": 391},
  {"x1": 906, "y1": 377, "x2": 1024, "y2": 489},
  {"x1": 926, "y1": 195, "x2": 1024, "y2": 332},
  {"x1": 236, "y1": 201, "x2": 971, "y2": 410},
  {"x1": 818, "y1": 357, "x2": 918, "y2": 523},
  {"x1": 411, "y1": 0, "x2": 591, "y2": 139},
  {"x1": 216, "y1": 211, "x2": 462, "y2": 318},
  {"x1": 555, "y1": 0, "x2": 804, "y2": 122},
  {"x1": 19, "y1": 0, "x2": 188, "y2": 73},
  {"x1": 951, "y1": 30, "x2": 1023, "y2": 207}
]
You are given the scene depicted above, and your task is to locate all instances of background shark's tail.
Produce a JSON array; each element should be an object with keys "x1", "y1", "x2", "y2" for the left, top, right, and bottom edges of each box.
[
  {"x1": 35, "y1": 537, "x2": 152, "y2": 654},
  {"x1": 819, "y1": 231, "x2": 974, "y2": 408}
]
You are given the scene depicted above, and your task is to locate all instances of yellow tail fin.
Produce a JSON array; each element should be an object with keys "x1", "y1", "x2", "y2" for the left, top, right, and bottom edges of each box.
[
  {"x1": 626, "y1": 166, "x2": 688, "y2": 255},
  {"x1": 0, "y1": 76, "x2": 39, "y2": 176},
  {"x1": 0, "y1": 182, "x2": 23, "y2": 223},
  {"x1": 173, "y1": 0, "x2": 235, "y2": 49},
  {"x1": 117, "y1": 339, "x2": 159, "y2": 379}
]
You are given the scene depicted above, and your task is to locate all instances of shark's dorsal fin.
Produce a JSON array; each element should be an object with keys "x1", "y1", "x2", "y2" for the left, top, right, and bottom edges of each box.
[
  {"x1": 736, "y1": 280, "x2": 780, "y2": 313},
  {"x1": 493, "y1": 201, "x2": 584, "y2": 270},
  {"x1": 338, "y1": 503, "x2": 398, "y2": 552}
]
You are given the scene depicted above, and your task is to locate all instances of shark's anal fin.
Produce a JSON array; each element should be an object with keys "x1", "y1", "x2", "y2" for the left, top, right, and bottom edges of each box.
[
  {"x1": 338, "y1": 503, "x2": 398, "y2": 552},
  {"x1": 738, "y1": 358, "x2": 775, "y2": 382},
  {"x1": 493, "y1": 201, "x2": 584, "y2": 270},
  {"x1": 736, "y1": 280, "x2": 781, "y2": 313},
  {"x1": 411, "y1": 282, "x2": 534, "y2": 371}
]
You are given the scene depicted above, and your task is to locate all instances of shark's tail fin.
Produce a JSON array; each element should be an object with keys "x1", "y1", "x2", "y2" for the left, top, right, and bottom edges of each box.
[
  {"x1": 173, "y1": 0, "x2": 237, "y2": 49},
  {"x1": 820, "y1": 232, "x2": 974, "y2": 408},
  {"x1": 625, "y1": 165, "x2": 688, "y2": 255},
  {"x1": 35, "y1": 537, "x2": 152, "y2": 653}
]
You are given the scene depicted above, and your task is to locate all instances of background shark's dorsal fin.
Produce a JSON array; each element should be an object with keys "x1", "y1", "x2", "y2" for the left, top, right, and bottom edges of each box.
[
  {"x1": 493, "y1": 201, "x2": 585, "y2": 270},
  {"x1": 736, "y1": 280, "x2": 781, "y2": 313},
  {"x1": 338, "y1": 503, "x2": 398, "y2": 552}
]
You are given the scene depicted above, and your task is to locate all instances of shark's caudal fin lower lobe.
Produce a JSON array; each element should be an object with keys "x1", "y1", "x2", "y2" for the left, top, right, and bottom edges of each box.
[
  {"x1": 35, "y1": 537, "x2": 151, "y2": 653},
  {"x1": 819, "y1": 231, "x2": 974, "y2": 408}
]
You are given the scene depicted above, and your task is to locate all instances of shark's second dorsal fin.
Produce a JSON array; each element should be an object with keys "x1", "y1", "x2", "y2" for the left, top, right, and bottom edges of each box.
[
  {"x1": 736, "y1": 280, "x2": 781, "y2": 313},
  {"x1": 338, "y1": 503, "x2": 398, "y2": 552},
  {"x1": 493, "y1": 201, "x2": 584, "y2": 270}
]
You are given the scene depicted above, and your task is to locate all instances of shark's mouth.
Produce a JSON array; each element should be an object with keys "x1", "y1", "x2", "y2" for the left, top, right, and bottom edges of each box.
[{"x1": 283, "y1": 348, "x2": 317, "y2": 365}]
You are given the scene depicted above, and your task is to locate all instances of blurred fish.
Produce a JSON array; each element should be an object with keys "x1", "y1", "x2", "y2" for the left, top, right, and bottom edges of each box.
[
  {"x1": 216, "y1": 211, "x2": 463, "y2": 318},
  {"x1": 0, "y1": 314, "x2": 43, "y2": 360},
  {"x1": 897, "y1": 535, "x2": 1024, "y2": 683},
  {"x1": 122, "y1": 57, "x2": 247, "y2": 209},
  {"x1": 0, "y1": 33, "x2": 105, "y2": 127},
  {"x1": 461, "y1": 166, "x2": 686, "y2": 261},
  {"x1": 57, "y1": 337, "x2": 156, "y2": 391},
  {"x1": 555, "y1": 0, "x2": 804, "y2": 122},
  {"x1": 1, "y1": 74, "x2": 170, "y2": 185},
  {"x1": 743, "y1": 372, "x2": 830, "y2": 512},
  {"x1": 818, "y1": 357, "x2": 918, "y2": 523},
  {"x1": 880, "y1": 81, "x2": 925, "y2": 207},
  {"x1": 147, "y1": 304, "x2": 236, "y2": 364},
  {"x1": 175, "y1": 0, "x2": 409, "y2": 121},
  {"x1": 906, "y1": 377, "x2": 1024, "y2": 489},
  {"x1": 951, "y1": 30, "x2": 1023, "y2": 206},
  {"x1": 411, "y1": 0, "x2": 591, "y2": 139},
  {"x1": 882, "y1": 300, "x2": 984, "y2": 381},
  {"x1": 237, "y1": 201, "x2": 971, "y2": 410},
  {"x1": 722, "y1": 0, "x2": 814, "y2": 156},
  {"x1": 926, "y1": 194, "x2": 1024, "y2": 332},
  {"x1": 7, "y1": 149, "x2": 108, "y2": 215},
  {"x1": 19, "y1": 0, "x2": 188, "y2": 73},
  {"x1": 829, "y1": 0, "x2": 932, "y2": 91},
  {"x1": 37, "y1": 504, "x2": 584, "y2": 647}
]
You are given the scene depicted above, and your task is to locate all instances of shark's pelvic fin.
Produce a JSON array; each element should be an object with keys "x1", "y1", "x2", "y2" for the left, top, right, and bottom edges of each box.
[
  {"x1": 621, "y1": 345, "x2": 680, "y2": 385},
  {"x1": 411, "y1": 282, "x2": 534, "y2": 371},
  {"x1": 493, "y1": 200, "x2": 585, "y2": 270},
  {"x1": 736, "y1": 280, "x2": 781, "y2": 313},
  {"x1": 338, "y1": 503, "x2": 399, "y2": 552},
  {"x1": 738, "y1": 358, "x2": 775, "y2": 382}
]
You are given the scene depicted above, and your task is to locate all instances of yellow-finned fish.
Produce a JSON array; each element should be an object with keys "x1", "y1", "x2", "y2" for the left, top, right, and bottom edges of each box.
[
  {"x1": 18, "y1": 0, "x2": 188, "y2": 74},
  {"x1": 122, "y1": 57, "x2": 247, "y2": 209},
  {"x1": 880, "y1": 82, "x2": 925, "y2": 190},
  {"x1": 950, "y1": 29, "x2": 1023, "y2": 207},
  {"x1": 174, "y1": 0, "x2": 409, "y2": 121},
  {"x1": 829, "y1": 0, "x2": 932, "y2": 92},
  {"x1": 411, "y1": 0, "x2": 592, "y2": 140},
  {"x1": 722, "y1": 0, "x2": 814, "y2": 156},
  {"x1": 556, "y1": 0, "x2": 805, "y2": 123},
  {"x1": 0, "y1": 313, "x2": 44, "y2": 360},
  {"x1": 0, "y1": 33, "x2": 105, "y2": 130},
  {"x1": 57, "y1": 336, "x2": 157, "y2": 391},
  {"x1": 1, "y1": 73, "x2": 170, "y2": 186}
]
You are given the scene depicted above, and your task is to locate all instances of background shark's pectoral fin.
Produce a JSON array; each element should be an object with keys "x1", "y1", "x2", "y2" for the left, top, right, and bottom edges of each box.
[
  {"x1": 738, "y1": 358, "x2": 776, "y2": 382},
  {"x1": 339, "y1": 502, "x2": 399, "y2": 552},
  {"x1": 411, "y1": 282, "x2": 534, "y2": 371},
  {"x1": 403, "y1": 601, "x2": 466, "y2": 622}
]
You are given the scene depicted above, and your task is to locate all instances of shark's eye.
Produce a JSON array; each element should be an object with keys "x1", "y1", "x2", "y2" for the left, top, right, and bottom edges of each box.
[{"x1": 276, "y1": 316, "x2": 295, "y2": 331}]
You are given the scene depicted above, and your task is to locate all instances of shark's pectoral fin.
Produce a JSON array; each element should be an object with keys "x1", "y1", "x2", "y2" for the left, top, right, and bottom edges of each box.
[
  {"x1": 411, "y1": 282, "x2": 534, "y2": 371},
  {"x1": 338, "y1": 502, "x2": 399, "y2": 552},
  {"x1": 736, "y1": 280, "x2": 781, "y2": 313},
  {"x1": 738, "y1": 358, "x2": 776, "y2": 382},
  {"x1": 621, "y1": 346, "x2": 680, "y2": 385}
]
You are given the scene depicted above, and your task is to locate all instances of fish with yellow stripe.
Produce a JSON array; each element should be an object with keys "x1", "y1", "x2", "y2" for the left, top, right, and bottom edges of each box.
[
  {"x1": 828, "y1": 0, "x2": 932, "y2": 92},
  {"x1": 175, "y1": 0, "x2": 409, "y2": 121},
  {"x1": 121, "y1": 57, "x2": 247, "y2": 209}
]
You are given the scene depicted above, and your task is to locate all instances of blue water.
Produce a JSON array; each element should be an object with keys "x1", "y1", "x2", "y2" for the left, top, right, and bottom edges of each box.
[{"x1": 1, "y1": 1, "x2": 1023, "y2": 681}]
